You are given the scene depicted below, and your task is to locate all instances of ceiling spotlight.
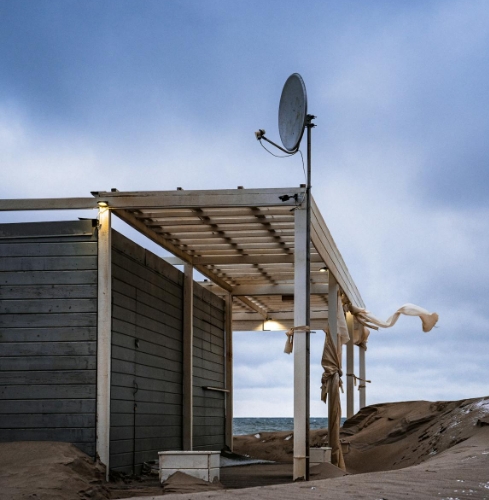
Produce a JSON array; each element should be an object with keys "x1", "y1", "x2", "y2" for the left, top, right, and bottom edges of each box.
[{"x1": 319, "y1": 266, "x2": 328, "y2": 273}]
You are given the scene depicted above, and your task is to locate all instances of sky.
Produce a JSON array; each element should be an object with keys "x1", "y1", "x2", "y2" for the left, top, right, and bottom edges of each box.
[{"x1": 1, "y1": 0, "x2": 488, "y2": 417}]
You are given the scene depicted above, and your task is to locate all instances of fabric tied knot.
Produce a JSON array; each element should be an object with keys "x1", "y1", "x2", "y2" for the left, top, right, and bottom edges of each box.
[
  {"x1": 346, "y1": 373, "x2": 371, "y2": 389},
  {"x1": 283, "y1": 325, "x2": 311, "y2": 354}
]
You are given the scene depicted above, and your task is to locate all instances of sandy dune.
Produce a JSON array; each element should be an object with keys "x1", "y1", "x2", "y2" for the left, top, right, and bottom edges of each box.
[{"x1": 1, "y1": 396, "x2": 488, "y2": 499}]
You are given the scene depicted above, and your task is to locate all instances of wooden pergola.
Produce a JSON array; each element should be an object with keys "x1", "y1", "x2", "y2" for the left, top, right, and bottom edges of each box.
[{"x1": 1, "y1": 187, "x2": 368, "y2": 481}]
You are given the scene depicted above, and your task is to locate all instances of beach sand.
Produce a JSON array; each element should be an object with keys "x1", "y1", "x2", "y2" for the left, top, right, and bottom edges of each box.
[{"x1": 1, "y1": 396, "x2": 488, "y2": 499}]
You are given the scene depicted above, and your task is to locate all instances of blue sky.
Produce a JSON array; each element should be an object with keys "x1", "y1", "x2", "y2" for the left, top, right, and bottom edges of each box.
[{"x1": 1, "y1": 0, "x2": 488, "y2": 416}]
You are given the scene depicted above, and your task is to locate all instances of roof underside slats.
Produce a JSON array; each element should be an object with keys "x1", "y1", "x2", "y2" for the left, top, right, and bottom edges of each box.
[{"x1": 92, "y1": 188, "x2": 364, "y2": 332}]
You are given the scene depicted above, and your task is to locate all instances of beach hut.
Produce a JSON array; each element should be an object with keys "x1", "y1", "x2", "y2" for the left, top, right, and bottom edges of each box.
[{"x1": 0, "y1": 187, "x2": 367, "y2": 480}]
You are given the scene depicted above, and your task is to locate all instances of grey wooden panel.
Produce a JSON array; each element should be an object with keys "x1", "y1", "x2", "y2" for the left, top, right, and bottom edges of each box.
[
  {"x1": 112, "y1": 254, "x2": 182, "y2": 300},
  {"x1": 0, "y1": 428, "x2": 95, "y2": 442},
  {"x1": 0, "y1": 313, "x2": 96, "y2": 328},
  {"x1": 111, "y1": 386, "x2": 181, "y2": 405},
  {"x1": 0, "y1": 341, "x2": 96, "y2": 357},
  {"x1": 0, "y1": 384, "x2": 95, "y2": 399},
  {"x1": 112, "y1": 321, "x2": 182, "y2": 353},
  {"x1": 110, "y1": 450, "x2": 164, "y2": 471},
  {"x1": 111, "y1": 372, "x2": 181, "y2": 394},
  {"x1": 0, "y1": 270, "x2": 98, "y2": 285},
  {"x1": 0, "y1": 220, "x2": 95, "y2": 239},
  {"x1": 0, "y1": 370, "x2": 96, "y2": 385},
  {"x1": 0, "y1": 241, "x2": 97, "y2": 257},
  {"x1": 111, "y1": 400, "x2": 182, "y2": 416},
  {"x1": 0, "y1": 298, "x2": 96, "y2": 314},
  {"x1": 0, "y1": 327, "x2": 96, "y2": 343},
  {"x1": 0, "y1": 256, "x2": 97, "y2": 271},
  {"x1": 0, "y1": 399, "x2": 95, "y2": 414},
  {"x1": 0, "y1": 355, "x2": 96, "y2": 371},
  {"x1": 0, "y1": 221, "x2": 97, "y2": 457},
  {"x1": 112, "y1": 332, "x2": 182, "y2": 363},
  {"x1": 111, "y1": 345, "x2": 182, "y2": 374},
  {"x1": 0, "y1": 414, "x2": 95, "y2": 428},
  {"x1": 112, "y1": 231, "x2": 146, "y2": 264},
  {"x1": 194, "y1": 416, "x2": 225, "y2": 428},
  {"x1": 110, "y1": 436, "x2": 182, "y2": 456},
  {"x1": 112, "y1": 304, "x2": 181, "y2": 339},
  {"x1": 111, "y1": 413, "x2": 181, "y2": 427},
  {"x1": 111, "y1": 425, "x2": 181, "y2": 441},
  {"x1": 193, "y1": 397, "x2": 225, "y2": 409},
  {"x1": 0, "y1": 284, "x2": 97, "y2": 300}
]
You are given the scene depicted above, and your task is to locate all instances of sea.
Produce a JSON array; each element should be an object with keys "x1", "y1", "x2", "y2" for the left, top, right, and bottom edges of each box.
[{"x1": 233, "y1": 417, "x2": 347, "y2": 436}]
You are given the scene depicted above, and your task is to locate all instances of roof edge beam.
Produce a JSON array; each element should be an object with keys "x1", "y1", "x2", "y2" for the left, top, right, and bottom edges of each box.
[{"x1": 0, "y1": 198, "x2": 99, "y2": 211}]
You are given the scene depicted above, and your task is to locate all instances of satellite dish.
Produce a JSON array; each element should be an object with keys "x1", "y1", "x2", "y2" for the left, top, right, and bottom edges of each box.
[{"x1": 278, "y1": 73, "x2": 308, "y2": 152}]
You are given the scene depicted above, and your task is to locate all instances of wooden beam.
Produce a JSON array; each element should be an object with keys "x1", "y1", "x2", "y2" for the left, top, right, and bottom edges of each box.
[
  {"x1": 293, "y1": 205, "x2": 309, "y2": 481},
  {"x1": 200, "y1": 283, "x2": 329, "y2": 296},
  {"x1": 235, "y1": 296, "x2": 268, "y2": 319},
  {"x1": 311, "y1": 198, "x2": 364, "y2": 309},
  {"x1": 232, "y1": 310, "x2": 328, "y2": 321},
  {"x1": 232, "y1": 318, "x2": 331, "y2": 332},
  {"x1": 225, "y1": 293, "x2": 233, "y2": 450},
  {"x1": 96, "y1": 207, "x2": 112, "y2": 479},
  {"x1": 193, "y1": 254, "x2": 323, "y2": 265},
  {"x1": 182, "y1": 263, "x2": 193, "y2": 450},
  {"x1": 93, "y1": 187, "x2": 305, "y2": 209},
  {"x1": 113, "y1": 209, "x2": 233, "y2": 293},
  {"x1": 0, "y1": 198, "x2": 99, "y2": 211},
  {"x1": 346, "y1": 312, "x2": 355, "y2": 419}
]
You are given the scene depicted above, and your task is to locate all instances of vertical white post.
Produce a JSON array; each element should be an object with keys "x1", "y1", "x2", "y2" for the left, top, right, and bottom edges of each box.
[
  {"x1": 359, "y1": 331, "x2": 367, "y2": 409},
  {"x1": 97, "y1": 207, "x2": 112, "y2": 479},
  {"x1": 293, "y1": 206, "x2": 309, "y2": 481},
  {"x1": 182, "y1": 263, "x2": 193, "y2": 450},
  {"x1": 224, "y1": 293, "x2": 233, "y2": 450},
  {"x1": 346, "y1": 312, "x2": 355, "y2": 418}
]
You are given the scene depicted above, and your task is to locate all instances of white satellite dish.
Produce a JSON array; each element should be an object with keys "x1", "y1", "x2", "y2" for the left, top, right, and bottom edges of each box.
[{"x1": 278, "y1": 73, "x2": 308, "y2": 152}]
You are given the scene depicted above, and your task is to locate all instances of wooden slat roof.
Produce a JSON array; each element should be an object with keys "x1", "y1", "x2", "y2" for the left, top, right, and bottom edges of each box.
[{"x1": 92, "y1": 187, "x2": 364, "y2": 331}]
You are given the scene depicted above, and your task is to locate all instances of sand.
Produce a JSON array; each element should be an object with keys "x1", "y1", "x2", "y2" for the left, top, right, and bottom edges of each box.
[{"x1": 1, "y1": 396, "x2": 488, "y2": 499}]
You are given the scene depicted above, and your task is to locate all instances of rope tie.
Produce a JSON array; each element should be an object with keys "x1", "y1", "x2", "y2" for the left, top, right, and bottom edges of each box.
[
  {"x1": 284, "y1": 325, "x2": 311, "y2": 354},
  {"x1": 346, "y1": 373, "x2": 371, "y2": 389}
]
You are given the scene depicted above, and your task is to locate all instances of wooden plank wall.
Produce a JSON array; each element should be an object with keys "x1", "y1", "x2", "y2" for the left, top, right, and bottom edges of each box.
[
  {"x1": 193, "y1": 285, "x2": 226, "y2": 451},
  {"x1": 110, "y1": 231, "x2": 226, "y2": 473},
  {"x1": 110, "y1": 231, "x2": 185, "y2": 473},
  {"x1": 0, "y1": 220, "x2": 98, "y2": 457}
]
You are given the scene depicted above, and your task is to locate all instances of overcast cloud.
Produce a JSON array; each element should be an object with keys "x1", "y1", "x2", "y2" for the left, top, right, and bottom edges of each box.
[{"x1": 1, "y1": 0, "x2": 488, "y2": 416}]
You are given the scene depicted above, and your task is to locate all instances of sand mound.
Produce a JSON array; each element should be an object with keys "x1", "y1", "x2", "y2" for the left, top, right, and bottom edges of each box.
[
  {"x1": 2, "y1": 396, "x2": 488, "y2": 499},
  {"x1": 234, "y1": 395, "x2": 489, "y2": 474},
  {"x1": 0, "y1": 441, "x2": 108, "y2": 500},
  {"x1": 162, "y1": 471, "x2": 224, "y2": 495}
]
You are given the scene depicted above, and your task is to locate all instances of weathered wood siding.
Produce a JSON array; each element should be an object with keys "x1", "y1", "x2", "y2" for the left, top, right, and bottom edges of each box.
[
  {"x1": 110, "y1": 231, "x2": 185, "y2": 473},
  {"x1": 110, "y1": 231, "x2": 226, "y2": 473},
  {"x1": 0, "y1": 220, "x2": 98, "y2": 457},
  {"x1": 193, "y1": 286, "x2": 226, "y2": 451}
]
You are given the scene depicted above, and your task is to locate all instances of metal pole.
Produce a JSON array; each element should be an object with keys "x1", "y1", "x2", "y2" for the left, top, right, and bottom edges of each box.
[{"x1": 305, "y1": 114, "x2": 314, "y2": 479}]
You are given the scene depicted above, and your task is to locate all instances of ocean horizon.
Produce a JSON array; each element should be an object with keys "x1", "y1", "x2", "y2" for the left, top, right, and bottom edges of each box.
[{"x1": 233, "y1": 417, "x2": 347, "y2": 436}]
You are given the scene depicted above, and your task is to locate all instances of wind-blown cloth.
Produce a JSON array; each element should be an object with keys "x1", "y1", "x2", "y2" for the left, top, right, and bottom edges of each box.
[
  {"x1": 321, "y1": 327, "x2": 346, "y2": 470},
  {"x1": 350, "y1": 303, "x2": 439, "y2": 333}
]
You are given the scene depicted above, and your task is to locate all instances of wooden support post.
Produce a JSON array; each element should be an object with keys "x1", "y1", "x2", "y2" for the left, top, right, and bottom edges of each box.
[
  {"x1": 359, "y1": 338, "x2": 367, "y2": 409},
  {"x1": 182, "y1": 263, "x2": 193, "y2": 450},
  {"x1": 293, "y1": 206, "x2": 309, "y2": 481},
  {"x1": 97, "y1": 207, "x2": 112, "y2": 480},
  {"x1": 346, "y1": 312, "x2": 355, "y2": 419},
  {"x1": 224, "y1": 293, "x2": 233, "y2": 450}
]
